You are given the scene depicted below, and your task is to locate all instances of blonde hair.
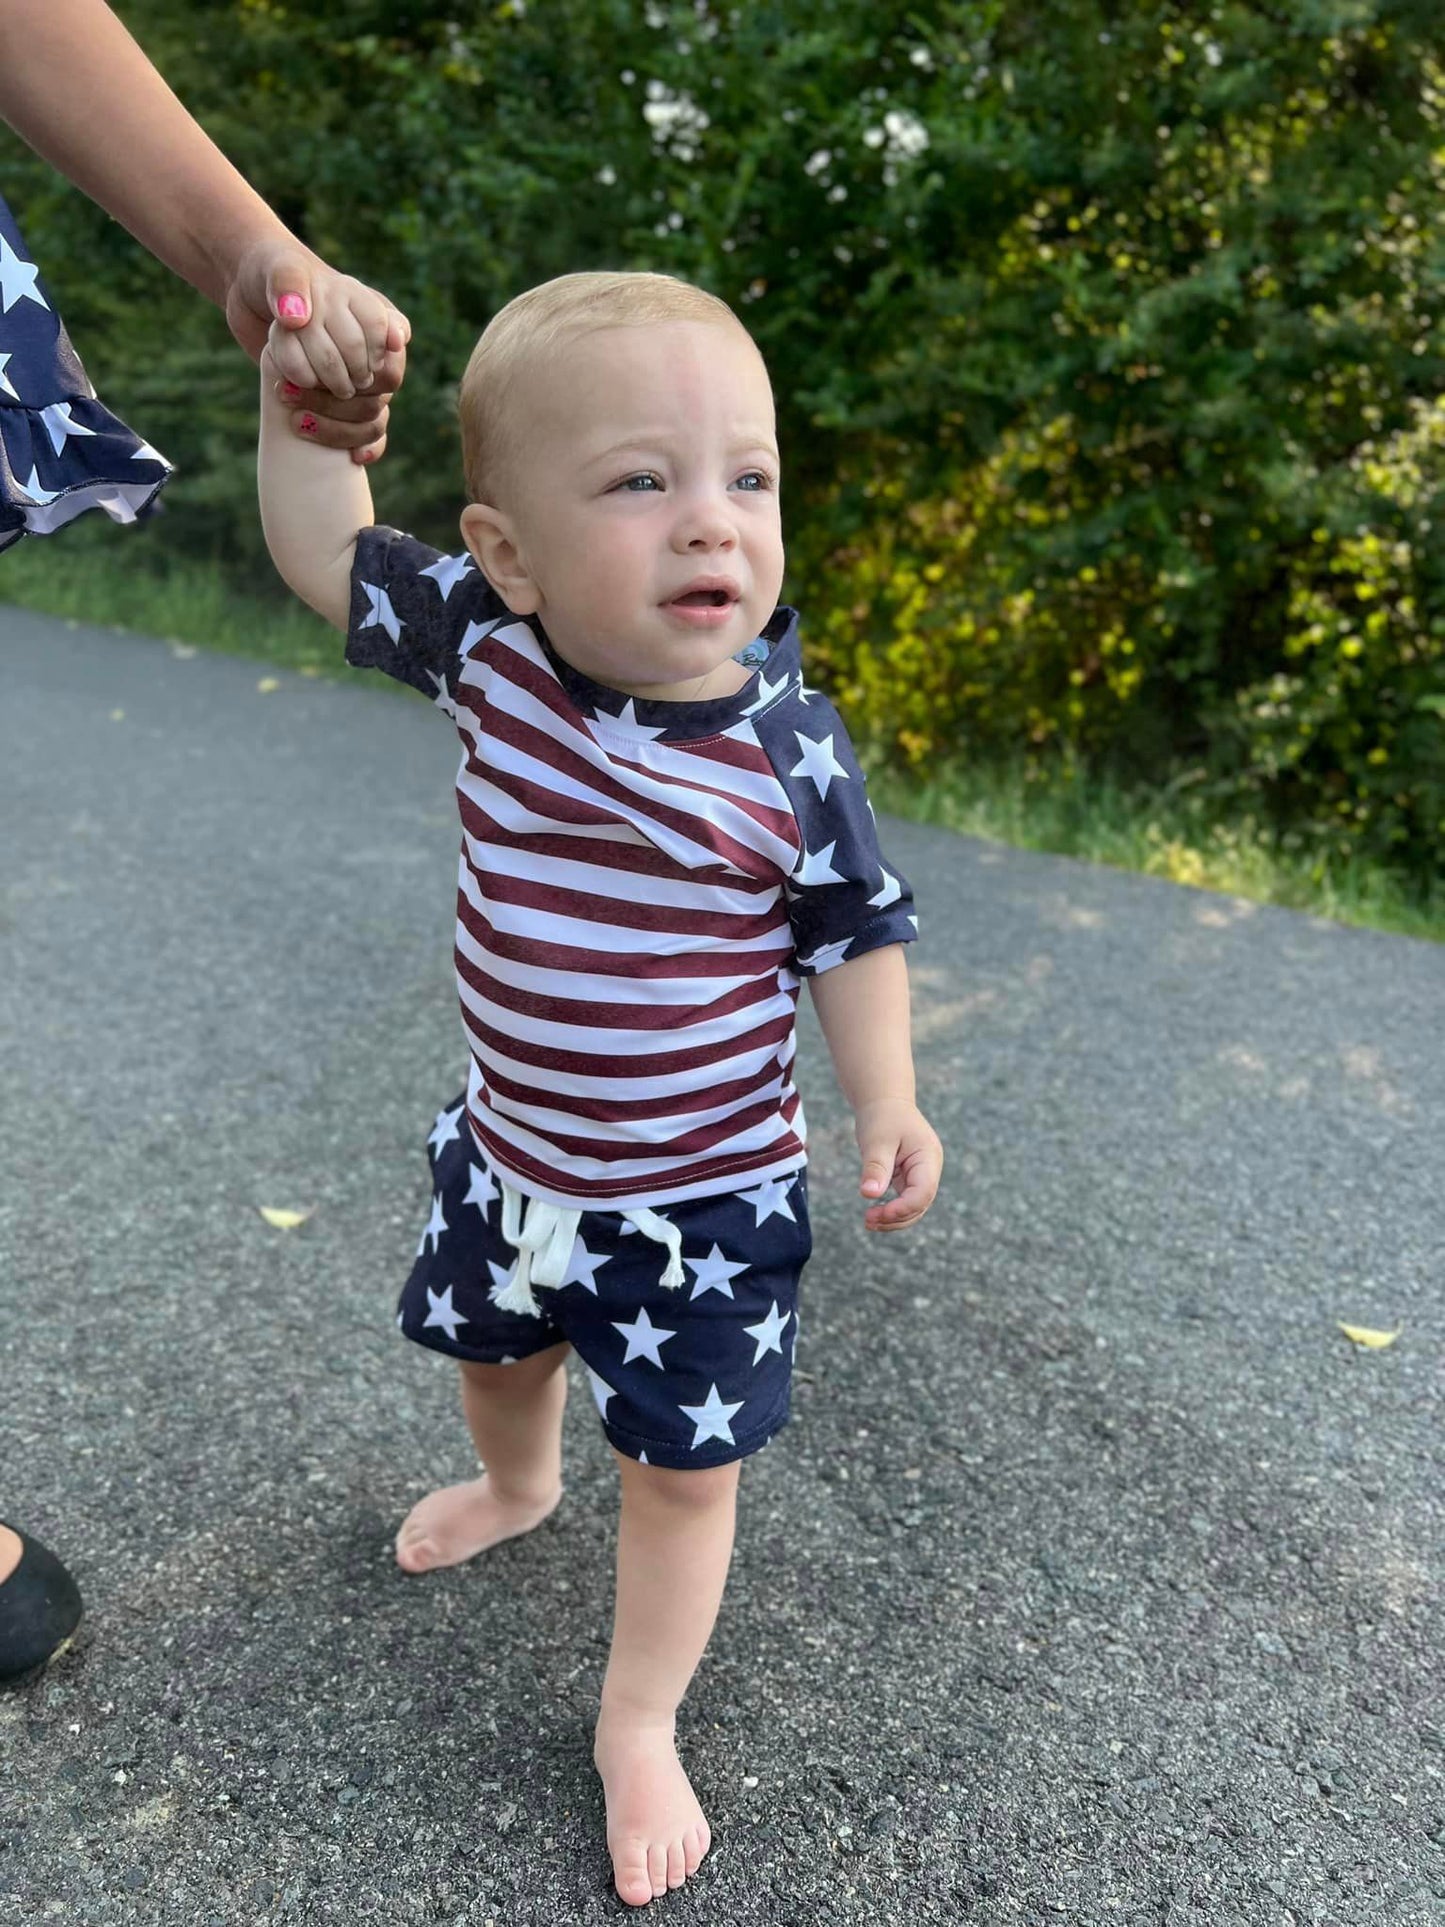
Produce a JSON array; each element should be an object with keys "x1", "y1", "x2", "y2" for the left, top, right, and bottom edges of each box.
[{"x1": 458, "y1": 270, "x2": 745, "y2": 505}]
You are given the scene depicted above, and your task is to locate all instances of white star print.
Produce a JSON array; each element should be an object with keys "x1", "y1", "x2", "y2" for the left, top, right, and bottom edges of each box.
[
  {"x1": 737, "y1": 1177, "x2": 798, "y2": 1227},
  {"x1": 588, "y1": 1366, "x2": 617, "y2": 1417},
  {"x1": 798, "y1": 936, "x2": 854, "y2": 974},
  {"x1": 562, "y1": 1236, "x2": 608, "y2": 1295},
  {"x1": 417, "y1": 1193, "x2": 448, "y2": 1255},
  {"x1": 463, "y1": 1162, "x2": 499, "y2": 1217},
  {"x1": 868, "y1": 869, "x2": 902, "y2": 910},
  {"x1": 596, "y1": 698, "x2": 668, "y2": 741},
  {"x1": 422, "y1": 1284, "x2": 467, "y2": 1343},
  {"x1": 487, "y1": 1258, "x2": 519, "y2": 1304},
  {"x1": 797, "y1": 682, "x2": 823, "y2": 706},
  {"x1": 685, "y1": 1243, "x2": 751, "y2": 1300},
  {"x1": 611, "y1": 1304, "x2": 679, "y2": 1368},
  {"x1": 790, "y1": 731, "x2": 849, "y2": 799},
  {"x1": 427, "y1": 669, "x2": 461, "y2": 723},
  {"x1": 420, "y1": 552, "x2": 475, "y2": 599},
  {"x1": 742, "y1": 1300, "x2": 791, "y2": 1365},
  {"x1": 428, "y1": 1105, "x2": 463, "y2": 1157},
  {"x1": 678, "y1": 1382, "x2": 745, "y2": 1449},
  {"x1": 131, "y1": 439, "x2": 171, "y2": 469},
  {"x1": 739, "y1": 666, "x2": 790, "y2": 716},
  {"x1": 40, "y1": 402, "x2": 96, "y2": 456},
  {"x1": 0, "y1": 235, "x2": 46, "y2": 315},
  {"x1": 359, "y1": 582, "x2": 402, "y2": 643},
  {"x1": 0, "y1": 352, "x2": 16, "y2": 401},
  {"x1": 13, "y1": 467, "x2": 57, "y2": 508},
  {"x1": 908, "y1": 913, "x2": 920, "y2": 932},
  {"x1": 792, "y1": 840, "x2": 847, "y2": 888}
]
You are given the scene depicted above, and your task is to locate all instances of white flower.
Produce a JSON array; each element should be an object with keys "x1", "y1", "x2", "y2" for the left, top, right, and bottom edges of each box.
[{"x1": 882, "y1": 109, "x2": 929, "y2": 158}]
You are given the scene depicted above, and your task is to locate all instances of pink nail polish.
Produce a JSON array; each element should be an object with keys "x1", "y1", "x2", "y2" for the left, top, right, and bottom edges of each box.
[
  {"x1": 277, "y1": 293, "x2": 308, "y2": 320},
  {"x1": 298, "y1": 414, "x2": 318, "y2": 434},
  {"x1": 281, "y1": 381, "x2": 303, "y2": 400}
]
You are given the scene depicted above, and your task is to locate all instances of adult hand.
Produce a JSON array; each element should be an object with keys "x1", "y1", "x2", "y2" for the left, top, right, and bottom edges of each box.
[{"x1": 225, "y1": 238, "x2": 410, "y2": 463}]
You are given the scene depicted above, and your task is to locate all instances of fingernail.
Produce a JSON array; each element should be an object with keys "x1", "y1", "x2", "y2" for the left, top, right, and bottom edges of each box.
[
  {"x1": 281, "y1": 381, "x2": 303, "y2": 400},
  {"x1": 298, "y1": 414, "x2": 318, "y2": 434},
  {"x1": 277, "y1": 294, "x2": 308, "y2": 320}
]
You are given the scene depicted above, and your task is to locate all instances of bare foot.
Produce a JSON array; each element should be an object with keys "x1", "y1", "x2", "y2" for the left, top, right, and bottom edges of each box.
[
  {"x1": 593, "y1": 1712, "x2": 711, "y2": 1906},
  {"x1": 394, "y1": 1474, "x2": 561, "y2": 1574}
]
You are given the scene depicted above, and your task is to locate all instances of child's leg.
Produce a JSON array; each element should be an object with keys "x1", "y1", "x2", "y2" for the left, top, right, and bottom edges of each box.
[
  {"x1": 395, "y1": 1342, "x2": 570, "y2": 1573},
  {"x1": 593, "y1": 1451, "x2": 741, "y2": 1906}
]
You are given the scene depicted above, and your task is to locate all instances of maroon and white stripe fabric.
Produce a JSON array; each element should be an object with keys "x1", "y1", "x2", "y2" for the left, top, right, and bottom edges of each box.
[{"x1": 348, "y1": 526, "x2": 917, "y2": 1211}]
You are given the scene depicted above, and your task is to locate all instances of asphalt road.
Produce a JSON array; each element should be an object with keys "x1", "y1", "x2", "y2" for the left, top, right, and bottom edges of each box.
[{"x1": 2, "y1": 605, "x2": 1442, "y2": 1927}]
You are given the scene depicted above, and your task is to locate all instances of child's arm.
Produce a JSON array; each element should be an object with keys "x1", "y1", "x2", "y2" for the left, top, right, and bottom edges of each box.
[
  {"x1": 257, "y1": 340, "x2": 373, "y2": 631},
  {"x1": 808, "y1": 943, "x2": 943, "y2": 1232}
]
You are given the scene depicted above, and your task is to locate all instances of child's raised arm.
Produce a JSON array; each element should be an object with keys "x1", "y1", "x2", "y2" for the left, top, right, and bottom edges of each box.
[{"x1": 257, "y1": 339, "x2": 374, "y2": 631}]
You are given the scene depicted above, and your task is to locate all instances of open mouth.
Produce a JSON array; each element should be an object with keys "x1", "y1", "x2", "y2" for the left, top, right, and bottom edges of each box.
[{"x1": 671, "y1": 589, "x2": 735, "y2": 608}]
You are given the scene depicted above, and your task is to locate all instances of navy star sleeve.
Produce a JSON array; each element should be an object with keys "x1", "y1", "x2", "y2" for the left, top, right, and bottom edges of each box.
[
  {"x1": 754, "y1": 687, "x2": 918, "y2": 977},
  {"x1": 346, "y1": 524, "x2": 508, "y2": 702}
]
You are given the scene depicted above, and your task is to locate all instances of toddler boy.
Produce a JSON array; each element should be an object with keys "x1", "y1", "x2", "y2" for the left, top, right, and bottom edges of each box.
[{"x1": 257, "y1": 271, "x2": 942, "y2": 1906}]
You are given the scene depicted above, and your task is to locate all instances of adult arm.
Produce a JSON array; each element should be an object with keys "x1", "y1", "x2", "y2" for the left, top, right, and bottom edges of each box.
[{"x1": 0, "y1": 0, "x2": 407, "y2": 455}]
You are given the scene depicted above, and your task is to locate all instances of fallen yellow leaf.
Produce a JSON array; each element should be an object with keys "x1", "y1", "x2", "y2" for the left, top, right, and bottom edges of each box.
[
  {"x1": 258, "y1": 1205, "x2": 312, "y2": 1230},
  {"x1": 1338, "y1": 1322, "x2": 1401, "y2": 1350},
  {"x1": 257, "y1": 677, "x2": 280, "y2": 694}
]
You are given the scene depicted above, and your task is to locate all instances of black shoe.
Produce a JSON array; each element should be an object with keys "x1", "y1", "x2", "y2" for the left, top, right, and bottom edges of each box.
[{"x1": 0, "y1": 1523, "x2": 84, "y2": 1682}]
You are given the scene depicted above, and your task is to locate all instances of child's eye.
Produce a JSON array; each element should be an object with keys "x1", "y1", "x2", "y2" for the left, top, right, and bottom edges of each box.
[
  {"x1": 733, "y1": 470, "x2": 774, "y2": 492},
  {"x1": 613, "y1": 472, "x2": 663, "y2": 492}
]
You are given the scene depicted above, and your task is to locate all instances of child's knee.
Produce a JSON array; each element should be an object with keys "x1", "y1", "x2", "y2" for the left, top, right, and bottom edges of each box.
[{"x1": 618, "y1": 1453, "x2": 740, "y2": 1511}]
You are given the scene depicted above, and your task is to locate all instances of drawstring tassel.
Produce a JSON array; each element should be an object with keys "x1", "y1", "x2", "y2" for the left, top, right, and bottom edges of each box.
[
  {"x1": 622, "y1": 1206, "x2": 685, "y2": 1289},
  {"x1": 491, "y1": 1178, "x2": 685, "y2": 1310}
]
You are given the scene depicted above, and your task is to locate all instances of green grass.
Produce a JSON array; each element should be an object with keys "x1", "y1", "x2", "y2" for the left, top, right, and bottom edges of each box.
[
  {"x1": 866, "y1": 762, "x2": 1445, "y2": 944},
  {"x1": 4, "y1": 531, "x2": 1441, "y2": 943}
]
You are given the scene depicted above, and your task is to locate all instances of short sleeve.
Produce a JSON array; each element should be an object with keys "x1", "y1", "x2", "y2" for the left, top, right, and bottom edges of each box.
[
  {"x1": 346, "y1": 524, "x2": 509, "y2": 700},
  {"x1": 763, "y1": 695, "x2": 918, "y2": 978}
]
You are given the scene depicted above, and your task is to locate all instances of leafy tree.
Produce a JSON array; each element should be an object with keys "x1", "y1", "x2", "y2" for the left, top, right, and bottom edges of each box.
[{"x1": 4, "y1": 0, "x2": 1441, "y2": 870}]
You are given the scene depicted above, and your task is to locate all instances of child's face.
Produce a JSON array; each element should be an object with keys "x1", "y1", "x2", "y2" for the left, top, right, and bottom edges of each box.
[{"x1": 461, "y1": 319, "x2": 784, "y2": 702}]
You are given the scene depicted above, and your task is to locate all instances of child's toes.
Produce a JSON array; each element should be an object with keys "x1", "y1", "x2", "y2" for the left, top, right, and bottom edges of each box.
[
  {"x1": 647, "y1": 1841, "x2": 669, "y2": 1897},
  {"x1": 683, "y1": 1821, "x2": 708, "y2": 1874},
  {"x1": 612, "y1": 1841, "x2": 653, "y2": 1909},
  {"x1": 666, "y1": 1837, "x2": 687, "y2": 1888}
]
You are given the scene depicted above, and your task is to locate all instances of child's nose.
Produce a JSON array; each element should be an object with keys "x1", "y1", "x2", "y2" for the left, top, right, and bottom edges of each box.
[{"x1": 673, "y1": 496, "x2": 737, "y2": 550}]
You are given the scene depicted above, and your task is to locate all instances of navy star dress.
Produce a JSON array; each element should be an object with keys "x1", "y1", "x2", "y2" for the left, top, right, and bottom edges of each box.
[{"x1": 0, "y1": 192, "x2": 171, "y2": 554}]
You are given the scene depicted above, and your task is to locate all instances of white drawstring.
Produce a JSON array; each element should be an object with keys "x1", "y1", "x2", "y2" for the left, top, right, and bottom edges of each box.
[
  {"x1": 619, "y1": 1206, "x2": 685, "y2": 1290},
  {"x1": 492, "y1": 1182, "x2": 685, "y2": 1317}
]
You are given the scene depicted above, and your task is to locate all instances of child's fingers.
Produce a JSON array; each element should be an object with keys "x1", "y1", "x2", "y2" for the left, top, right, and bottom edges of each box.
[
  {"x1": 353, "y1": 296, "x2": 410, "y2": 385},
  {"x1": 264, "y1": 330, "x2": 329, "y2": 394},
  {"x1": 362, "y1": 341, "x2": 408, "y2": 398},
  {"x1": 861, "y1": 1140, "x2": 942, "y2": 1232}
]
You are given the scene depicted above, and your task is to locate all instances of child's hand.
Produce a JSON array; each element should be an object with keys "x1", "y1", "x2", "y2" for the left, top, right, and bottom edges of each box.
[
  {"x1": 854, "y1": 1098, "x2": 943, "y2": 1232},
  {"x1": 226, "y1": 239, "x2": 409, "y2": 464}
]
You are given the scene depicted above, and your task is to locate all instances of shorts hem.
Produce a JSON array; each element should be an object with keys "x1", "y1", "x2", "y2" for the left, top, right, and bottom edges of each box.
[
  {"x1": 601, "y1": 1404, "x2": 791, "y2": 1471},
  {"x1": 398, "y1": 1320, "x2": 563, "y2": 1367}
]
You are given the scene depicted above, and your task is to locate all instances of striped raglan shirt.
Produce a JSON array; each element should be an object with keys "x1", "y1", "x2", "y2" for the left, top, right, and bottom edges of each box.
[{"x1": 347, "y1": 525, "x2": 918, "y2": 1212}]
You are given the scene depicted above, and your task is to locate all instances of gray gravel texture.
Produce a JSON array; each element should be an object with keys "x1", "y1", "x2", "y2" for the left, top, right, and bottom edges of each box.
[{"x1": 1, "y1": 606, "x2": 1442, "y2": 1927}]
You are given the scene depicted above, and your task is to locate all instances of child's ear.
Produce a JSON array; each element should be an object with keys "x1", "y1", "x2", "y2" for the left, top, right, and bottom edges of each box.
[{"x1": 460, "y1": 502, "x2": 541, "y2": 615}]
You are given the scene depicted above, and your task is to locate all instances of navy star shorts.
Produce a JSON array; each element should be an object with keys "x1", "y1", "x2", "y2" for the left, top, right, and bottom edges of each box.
[{"x1": 397, "y1": 1098, "x2": 812, "y2": 1471}]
